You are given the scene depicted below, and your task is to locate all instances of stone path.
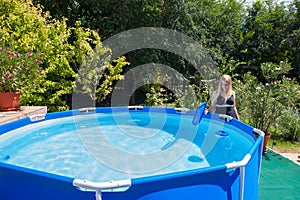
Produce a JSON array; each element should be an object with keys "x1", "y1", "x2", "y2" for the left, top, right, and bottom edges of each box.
[
  {"x1": 270, "y1": 147, "x2": 300, "y2": 166},
  {"x1": 281, "y1": 153, "x2": 300, "y2": 165},
  {"x1": 0, "y1": 106, "x2": 47, "y2": 126}
]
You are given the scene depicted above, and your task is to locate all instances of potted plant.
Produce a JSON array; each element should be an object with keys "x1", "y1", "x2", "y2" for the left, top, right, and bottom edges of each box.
[
  {"x1": 236, "y1": 61, "x2": 300, "y2": 153},
  {"x1": 0, "y1": 45, "x2": 44, "y2": 111}
]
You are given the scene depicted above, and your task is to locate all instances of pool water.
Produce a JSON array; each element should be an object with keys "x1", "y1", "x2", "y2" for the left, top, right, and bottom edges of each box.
[{"x1": 0, "y1": 112, "x2": 254, "y2": 182}]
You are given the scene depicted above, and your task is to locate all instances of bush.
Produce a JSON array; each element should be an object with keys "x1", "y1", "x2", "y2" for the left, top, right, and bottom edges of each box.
[
  {"x1": 236, "y1": 61, "x2": 300, "y2": 137},
  {"x1": 278, "y1": 109, "x2": 300, "y2": 142},
  {"x1": 145, "y1": 86, "x2": 168, "y2": 106},
  {"x1": 0, "y1": 0, "x2": 126, "y2": 111}
]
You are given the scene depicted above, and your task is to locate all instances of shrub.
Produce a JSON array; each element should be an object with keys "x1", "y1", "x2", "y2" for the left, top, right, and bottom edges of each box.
[
  {"x1": 0, "y1": 46, "x2": 44, "y2": 92},
  {"x1": 278, "y1": 109, "x2": 300, "y2": 142},
  {"x1": 0, "y1": 0, "x2": 126, "y2": 111},
  {"x1": 236, "y1": 61, "x2": 300, "y2": 136}
]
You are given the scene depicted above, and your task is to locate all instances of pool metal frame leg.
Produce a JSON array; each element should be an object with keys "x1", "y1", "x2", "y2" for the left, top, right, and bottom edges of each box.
[
  {"x1": 96, "y1": 190, "x2": 101, "y2": 200},
  {"x1": 239, "y1": 166, "x2": 246, "y2": 200},
  {"x1": 226, "y1": 154, "x2": 251, "y2": 200}
]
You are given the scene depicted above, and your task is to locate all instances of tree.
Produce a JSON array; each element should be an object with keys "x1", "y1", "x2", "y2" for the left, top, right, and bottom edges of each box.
[
  {"x1": 0, "y1": 0, "x2": 127, "y2": 111},
  {"x1": 33, "y1": 0, "x2": 299, "y2": 110},
  {"x1": 238, "y1": 0, "x2": 296, "y2": 79},
  {"x1": 283, "y1": 0, "x2": 300, "y2": 82}
]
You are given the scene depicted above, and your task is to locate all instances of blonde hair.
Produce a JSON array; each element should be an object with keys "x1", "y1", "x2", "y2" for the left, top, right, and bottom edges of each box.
[
  {"x1": 211, "y1": 75, "x2": 233, "y2": 107},
  {"x1": 219, "y1": 74, "x2": 233, "y2": 96}
]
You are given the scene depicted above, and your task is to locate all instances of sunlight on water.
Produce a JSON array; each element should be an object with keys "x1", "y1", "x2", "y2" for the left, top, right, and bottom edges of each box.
[{"x1": 0, "y1": 112, "x2": 254, "y2": 182}]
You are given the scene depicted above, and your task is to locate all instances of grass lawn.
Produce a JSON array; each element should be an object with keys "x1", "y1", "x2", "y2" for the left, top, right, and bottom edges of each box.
[{"x1": 268, "y1": 139, "x2": 300, "y2": 153}]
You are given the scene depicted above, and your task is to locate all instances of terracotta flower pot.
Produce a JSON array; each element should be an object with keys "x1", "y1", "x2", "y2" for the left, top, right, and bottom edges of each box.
[
  {"x1": 263, "y1": 133, "x2": 271, "y2": 153},
  {"x1": 0, "y1": 91, "x2": 21, "y2": 111}
]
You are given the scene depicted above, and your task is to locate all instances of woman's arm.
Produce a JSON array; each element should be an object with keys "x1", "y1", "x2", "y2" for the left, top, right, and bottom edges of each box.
[{"x1": 208, "y1": 91, "x2": 217, "y2": 112}]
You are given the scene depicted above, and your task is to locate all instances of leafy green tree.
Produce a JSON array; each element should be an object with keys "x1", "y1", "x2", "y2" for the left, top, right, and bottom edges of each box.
[
  {"x1": 238, "y1": 0, "x2": 295, "y2": 79},
  {"x1": 34, "y1": 0, "x2": 300, "y2": 81},
  {"x1": 0, "y1": 0, "x2": 127, "y2": 111},
  {"x1": 283, "y1": 0, "x2": 300, "y2": 81},
  {"x1": 32, "y1": 0, "x2": 299, "y2": 113}
]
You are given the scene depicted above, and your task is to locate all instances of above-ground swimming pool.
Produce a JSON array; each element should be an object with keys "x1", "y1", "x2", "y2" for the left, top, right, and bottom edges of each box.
[{"x1": 0, "y1": 104, "x2": 264, "y2": 200}]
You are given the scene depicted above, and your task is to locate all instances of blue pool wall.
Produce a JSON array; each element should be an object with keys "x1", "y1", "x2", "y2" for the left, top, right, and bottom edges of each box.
[{"x1": 0, "y1": 106, "x2": 263, "y2": 200}]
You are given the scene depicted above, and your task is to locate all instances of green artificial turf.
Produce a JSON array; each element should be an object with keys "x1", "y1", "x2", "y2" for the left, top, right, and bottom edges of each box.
[{"x1": 259, "y1": 149, "x2": 300, "y2": 200}]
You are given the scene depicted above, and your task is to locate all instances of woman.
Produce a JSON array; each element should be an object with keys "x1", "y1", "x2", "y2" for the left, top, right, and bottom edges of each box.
[{"x1": 208, "y1": 75, "x2": 240, "y2": 120}]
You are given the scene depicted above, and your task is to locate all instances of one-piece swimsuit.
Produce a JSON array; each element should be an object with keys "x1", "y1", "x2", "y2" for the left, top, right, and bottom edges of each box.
[{"x1": 215, "y1": 94, "x2": 237, "y2": 119}]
